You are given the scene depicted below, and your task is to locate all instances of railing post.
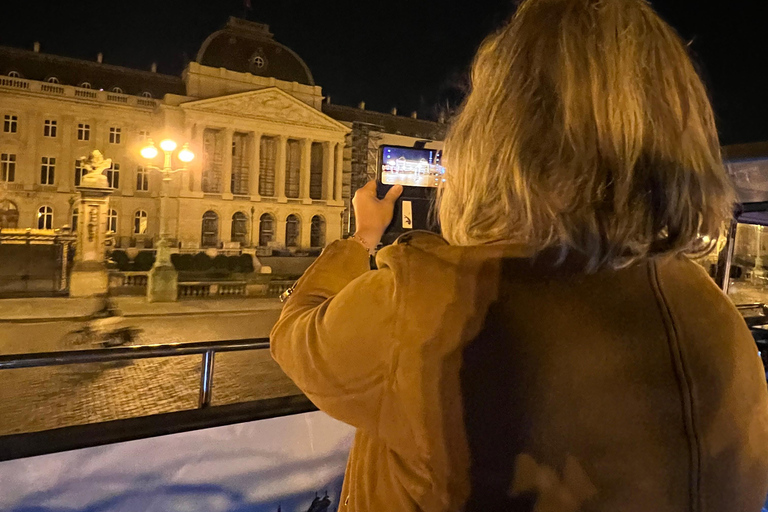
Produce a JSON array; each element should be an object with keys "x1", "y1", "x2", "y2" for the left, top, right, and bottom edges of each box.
[{"x1": 199, "y1": 350, "x2": 215, "y2": 408}]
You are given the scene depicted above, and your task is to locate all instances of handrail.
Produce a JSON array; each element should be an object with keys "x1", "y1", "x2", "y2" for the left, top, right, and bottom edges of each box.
[{"x1": 0, "y1": 337, "x2": 271, "y2": 408}]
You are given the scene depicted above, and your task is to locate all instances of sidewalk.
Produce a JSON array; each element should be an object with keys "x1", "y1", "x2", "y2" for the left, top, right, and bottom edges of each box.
[{"x1": 0, "y1": 296, "x2": 283, "y2": 323}]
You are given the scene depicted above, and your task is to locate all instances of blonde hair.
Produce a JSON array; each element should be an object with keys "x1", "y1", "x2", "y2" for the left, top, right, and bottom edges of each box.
[{"x1": 437, "y1": 0, "x2": 735, "y2": 270}]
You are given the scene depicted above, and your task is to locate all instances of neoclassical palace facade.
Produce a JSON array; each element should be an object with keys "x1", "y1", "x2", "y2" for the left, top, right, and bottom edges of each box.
[{"x1": 0, "y1": 17, "x2": 446, "y2": 254}]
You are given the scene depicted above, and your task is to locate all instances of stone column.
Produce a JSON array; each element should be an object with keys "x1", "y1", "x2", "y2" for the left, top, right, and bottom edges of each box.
[
  {"x1": 276, "y1": 214, "x2": 287, "y2": 249},
  {"x1": 221, "y1": 128, "x2": 234, "y2": 199},
  {"x1": 250, "y1": 131, "x2": 262, "y2": 200},
  {"x1": 334, "y1": 142, "x2": 344, "y2": 203},
  {"x1": 191, "y1": 125, "x2": 204, "y2": 195},
  {"x1": 300, "y1": 213, "x2": 311, "y2": 249},
  {"x1": 69, "y1": 182, "x2": 114, "y2": 297},
  {"x1": 276, "y1": 135, "x2": 287, "y2": 202},
  {"x1": 300, "y1": 139, "x2": 312, "y2": 204},
  {"x1": 323, "y1": 142, "x2": 333, "y2": 201}
]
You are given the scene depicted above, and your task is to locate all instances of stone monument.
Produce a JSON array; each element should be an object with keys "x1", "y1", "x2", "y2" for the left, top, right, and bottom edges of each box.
[{"x1": 69, "y1": 150, "x2": 114, "y2": 297}]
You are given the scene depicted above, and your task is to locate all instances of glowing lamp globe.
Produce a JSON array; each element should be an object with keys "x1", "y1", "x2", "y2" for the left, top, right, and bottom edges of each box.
[
  {"x1": 178, "y1": 144, "x2": 195, "y2": 163},
  {"x1": 159, "y1": 139, "x2": 177, "y2": 152},
  {"x1": 140, "y1": 144, "x2": 158, "y2": 160}
]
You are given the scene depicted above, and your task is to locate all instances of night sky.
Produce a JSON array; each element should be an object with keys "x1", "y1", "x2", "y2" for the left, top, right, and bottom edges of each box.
[{"x1": 1, "y1": 0, "x2": 766, "y2": 145}]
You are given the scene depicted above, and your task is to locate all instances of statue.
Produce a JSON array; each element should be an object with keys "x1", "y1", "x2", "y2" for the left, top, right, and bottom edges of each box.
[{"x1": 79, "y1": 150, "x2": 112, "y2": 188}]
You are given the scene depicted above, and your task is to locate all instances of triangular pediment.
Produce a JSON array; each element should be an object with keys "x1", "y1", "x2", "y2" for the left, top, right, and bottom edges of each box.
[{"x1": 181, "y1": 88, "x2": 348, "y2": 133}]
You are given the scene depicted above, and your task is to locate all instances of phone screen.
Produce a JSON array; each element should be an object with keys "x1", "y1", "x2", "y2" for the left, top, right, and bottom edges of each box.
[{"x1": 380, "y1": 145, "x2": 445, "y2": 188}]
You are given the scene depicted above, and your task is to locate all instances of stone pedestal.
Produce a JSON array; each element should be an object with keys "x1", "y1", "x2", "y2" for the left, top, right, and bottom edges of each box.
[
  {"x1": 147, "y1": 260, "x2": 178, "y2": 302},
  {"x1": 69, "y1": 184, "x2": 113, "y2": 297}
]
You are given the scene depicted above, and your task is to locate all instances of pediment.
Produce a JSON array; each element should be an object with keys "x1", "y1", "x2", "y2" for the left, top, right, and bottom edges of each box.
[{"x1": 181, "y1": 88, "x2": 348, "y2": 133}]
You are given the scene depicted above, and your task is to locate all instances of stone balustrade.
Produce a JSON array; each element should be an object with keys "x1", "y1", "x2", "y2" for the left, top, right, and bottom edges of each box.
[{"x1": 0, "y1": 75, "x2": 159, "y2": 110}]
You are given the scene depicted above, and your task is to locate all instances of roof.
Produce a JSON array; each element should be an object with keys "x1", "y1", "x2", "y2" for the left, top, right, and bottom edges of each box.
[
  {"x1": 722, "y1": 141, "x2": 768, "y2": 162},
  {"x1": 196, "y1": 17, "x2": 314, "y2": 86},
  {"x1": 322, "y1": 103, "x2": 448, "y2": 141},
  {"x1": 0, "y1": 45, "x2": 185, "y2": 98}
]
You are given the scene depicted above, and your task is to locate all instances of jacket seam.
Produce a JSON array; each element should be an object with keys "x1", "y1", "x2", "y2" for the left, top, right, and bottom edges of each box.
[{"x1": 648, "y1": 259, "x2": 702, "y2": 512}]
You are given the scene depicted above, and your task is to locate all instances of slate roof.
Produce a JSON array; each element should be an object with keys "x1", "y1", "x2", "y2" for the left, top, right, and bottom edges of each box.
[
  {"x1": 322, "y1": 103, "x2": 448, "y2": 141},
  {"x1": 0, "y1": 45, "x2": 185, "y2": 98}
]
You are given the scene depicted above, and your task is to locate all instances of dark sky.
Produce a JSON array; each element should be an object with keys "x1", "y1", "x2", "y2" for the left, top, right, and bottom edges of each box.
[{"x1": 1, "y1": 0, "x2": 766, "y2": 145}]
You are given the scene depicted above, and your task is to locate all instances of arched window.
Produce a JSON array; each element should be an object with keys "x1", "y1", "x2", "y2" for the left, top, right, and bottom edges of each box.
[
  {"x1": 201, "y1": 211, "x2": 219, "y2": 248},
  {"x1": 79, "y1": 82, "x2": 92, "y2": 89},
  {"x1": 0, "y1": 199, "x2": 19, "y2": 229},
  {"x1": 259, "y1": 213, "x2": 274, "y2": 247},
  {"x1": 231, "y1": 212, "x2": 248, "y2": 244},
  {"x1": 107, "y1": 209, "x2": 118, "y2": 233},
  {"x1": 46, "y1": 76, "x2": 60, "y2": 84},
  {"x1": 37, "y1": 206, "x2": 53, "y2": 230},
  {"x1": 7, "y1": 71, "x2": 21, "y2": 78},
  {"x1": 111, "y1": 86, "x2": 123, "y2": 94},
  {"x1": 134, "y1": 210, "x2": 148, "y2": 234},
  {"x1": 71, "y1": 207, "x2": 79, "y2": 232},
  {"x1": 310, "y1": 215, "x2": 326, "y2": 248},
  {"x1": 285, "y1": 214, "x2": 300, "y2": 248},
  {"x1": 141, "y1": 91, "x2": 152, "y2": 98}
]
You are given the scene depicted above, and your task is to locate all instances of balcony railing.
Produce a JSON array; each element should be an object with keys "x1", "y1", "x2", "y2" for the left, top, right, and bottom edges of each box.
[
  {"x1": 0, "y1": 338, "x2": 270, "y2": 408},
  {"x1": 0, "y1": 75, "x2": 159, "y2": 109}
]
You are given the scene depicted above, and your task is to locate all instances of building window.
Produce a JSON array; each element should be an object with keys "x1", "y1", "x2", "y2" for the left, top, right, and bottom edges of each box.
[
  {"x1": 310, "y1": 215, "x2": 326, "y2": 248},
  {"x1": 37, "y1": 206, "x2": 53, "y2": 230},
  {"x1": 1, "y1": 153, "x2": 16, "y2": 182},
  {"x1": 77, "y1": 123, "x2": 90, "y2": 141},
  {"x1": 7, "y1": 71, "x2": 21, "y2": 78},
  {"x1": 40, "y1": 156, "x2": 56, "y2": 185},
  {"x1": 106, "y1": 163, "x2": 120, "y2": 189},
  {"x1": 3, "y1": 115, "x2": 17, "y2": 133},
  {"x1": 111, "y1": 86, "x2": 123, "y2": 94},
  {"x1": 0, "y1": 199, "x2": 19, "y2": 229},
  {"x1": 310, "y1": 143, "x2": 324, "y2": 200},
  {"x1": 71, "y1": 207, "x2": 78, "y2": 232},
  {"x1": 201, "y1": 211, "x2": 219, "y2": 248},
  {"x1": 74, "y1": 160, "x2": 87, "y2": 186},
  {"x1": 79, "y1": 82, "x2": 92, "y2": 89},
  {"x1": 285, "y1": 140, "x2": 301, "y2": 199},
  {"x1": 139, "y1": 130, "x2": 151, "y2": 141},
  {"x1": 109, "y1": 127, "x2": 121, "y2": 144},
  {"x1": 43, "y1": 119, "x2": 57, "y2": 138},
  {"x1": 202, "y1": 129, "x2": 222, "y2": 193},
  {"x1": 136, "y1": 166, "x2": 149, "y2": 191},
  {"x1": 46, "y1": 76, "x2": 60, "y2": 84},
  {"x1": 231, "y1": 133, "x2": 249, "y2": 195},
  {"x1": 259, "y1": 213, "x2": 274, "y2": 247},
  {"x1": 141, "y1": 91, "x2": 152, "y2": 98},
  {"x1": 231, "y1": 212, "x2": 248, "y2": 244},
  {"x1": 134, "y1": 210, "x2": 148, "y2": 234},
  {"x1": 285, "y1": 214, "x2": 300, "y2": 248},
  {"x1": 259, "y1": 136, "x2": 276, "y2": 197},
  {"x1": 107, "y1": 209, "x2": 118, "y2": 233}
]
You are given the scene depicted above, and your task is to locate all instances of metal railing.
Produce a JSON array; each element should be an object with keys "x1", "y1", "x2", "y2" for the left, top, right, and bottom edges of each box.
[{"x1": 0, "y1": 338, "x2": 270, "y2": 408}]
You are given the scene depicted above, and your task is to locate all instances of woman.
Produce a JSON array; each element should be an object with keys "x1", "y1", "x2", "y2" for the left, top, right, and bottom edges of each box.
[{"x1": 270, "y1": 0, "x2": 768, "y2": 510}]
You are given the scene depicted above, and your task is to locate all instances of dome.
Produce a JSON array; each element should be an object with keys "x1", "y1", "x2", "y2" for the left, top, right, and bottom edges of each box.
[{"x1": 196, "y1": 17, "x2": 315, "y2": 86}]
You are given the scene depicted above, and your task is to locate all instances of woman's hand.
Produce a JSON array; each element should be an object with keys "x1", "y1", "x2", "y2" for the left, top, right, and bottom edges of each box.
[{"x1": 352, "y1": 181, "x2": 403, "y2": 250}]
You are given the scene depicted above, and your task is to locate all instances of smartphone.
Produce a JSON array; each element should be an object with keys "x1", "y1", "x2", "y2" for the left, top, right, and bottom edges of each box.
[{"x1": 376, "y1": 145, "x2": 444, "y2": 243}]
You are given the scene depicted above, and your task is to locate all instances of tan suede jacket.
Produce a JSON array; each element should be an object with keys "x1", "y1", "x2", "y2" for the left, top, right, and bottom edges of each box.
[{"x1": 270, "y1": 231, "x2": 768, "y2": 512}]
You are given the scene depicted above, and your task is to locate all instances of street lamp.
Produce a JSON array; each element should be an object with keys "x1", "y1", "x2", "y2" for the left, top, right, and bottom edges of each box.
[{"x1": 139, "y1": 138, "x2": 194, "y2": 302}]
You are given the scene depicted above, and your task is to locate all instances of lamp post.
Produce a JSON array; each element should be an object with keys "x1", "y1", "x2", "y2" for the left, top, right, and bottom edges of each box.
[{"x1": 140, "y1": 138, "x2": 194, "y2": 302}]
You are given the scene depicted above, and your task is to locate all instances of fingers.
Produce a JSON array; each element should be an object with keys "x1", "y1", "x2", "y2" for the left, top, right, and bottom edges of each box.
[{"x1": 383, "y1": 184, "x2": 403, "y2": 204}]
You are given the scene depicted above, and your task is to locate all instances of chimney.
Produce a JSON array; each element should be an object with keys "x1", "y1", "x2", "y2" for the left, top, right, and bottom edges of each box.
[
  {"x1": 33, "y1": 42, "x2": 40, "y2": 53},
  {"x1": 358, "y1": 101, "x2": 366, "y2": 110},
  {"x1": 150, "y1": 62, "x2": 157, "y2": 73},
  {"x1": 96, "y1": 52, "x2": 103, "y2": 63},
  {"x1": 325, "y1": 95, "x2": 331, "y2": 104},
  {"x1": 438, "y1": 112, "x2": 446, "y2": 124},
  {"x1": 391, "y1": 107, "x2": 398, "y2": 116},
  {"x1": 410, "y1": 111, "x2": 418, "y2": 119}
]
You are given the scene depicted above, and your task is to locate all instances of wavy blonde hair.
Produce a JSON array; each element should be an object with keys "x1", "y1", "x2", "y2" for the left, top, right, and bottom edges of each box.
[{"x1": 437, "y1": 0, "x2": 735, "y2": 270}]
